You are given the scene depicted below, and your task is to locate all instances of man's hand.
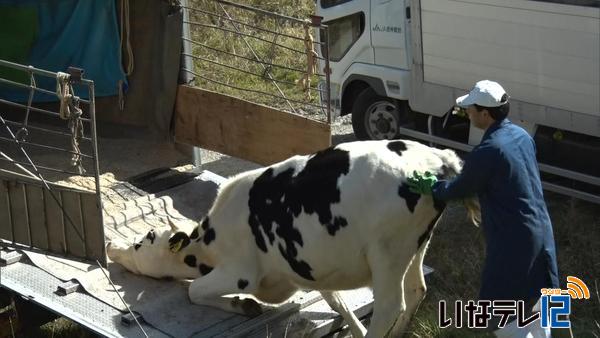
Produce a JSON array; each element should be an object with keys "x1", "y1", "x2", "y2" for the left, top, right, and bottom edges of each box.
[{"x1": 407, "y1": 171, "x2": 438, "y2": 195}]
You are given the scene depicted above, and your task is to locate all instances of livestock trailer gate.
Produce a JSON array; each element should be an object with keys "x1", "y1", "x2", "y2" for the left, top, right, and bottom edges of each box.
[{"x1": 0, "y1": 1, "x2": 381, "y2": 337}]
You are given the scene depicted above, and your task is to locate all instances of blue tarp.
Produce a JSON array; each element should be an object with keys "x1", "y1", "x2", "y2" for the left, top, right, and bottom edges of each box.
[{"x1": 0, "y1": 0, "x2": 127, "y2": 102}]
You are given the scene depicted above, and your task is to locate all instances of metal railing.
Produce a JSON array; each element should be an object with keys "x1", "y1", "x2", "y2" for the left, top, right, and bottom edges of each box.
[
  {"x1": 0, "y1": 59, "x2": 105, "y2": 264},
  {"x1": 181, "y1": 0, "x2": 331, "y2": 123}
]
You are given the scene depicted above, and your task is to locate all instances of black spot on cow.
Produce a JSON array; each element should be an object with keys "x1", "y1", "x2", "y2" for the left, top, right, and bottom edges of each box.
[
  {"x1": 146, "y1": 230, "x2": 156, "y2": 244},
  {"x1": 200, "y1": 217, "x2": 216, "y2": 245},
  {"x1": 387, "y1": 141, "x2": 407, "y2": 156},
  {"x1": 238, "y1": 279, "x2": 249, "y2": 290},
  {"x1": 248, "y1": 147, "x2": 351, "y2": 281},
  {"x1": 203, "y1": 228, "x2": 216, "y2": 245},
  {"x1": 199, "y1": 263, "x2": 213, "y2": 276},
  {"x1": 184, "y1": 254, "x2": 197, "y2": 267},
  {"x1": 201, "y1": 217, "x2": 210, "y2": 230},
  {"x1": 418, "y1": 213, "x2": 442, "y2": 248},
  {"x1": 398, "y1": 183, "x2": 421, "y2": 213},
  {"x1": 168, "y1": 232, "x2": 191, "y2": 252},
  {"x1": 190, "y1": 226, "x2": 200, "y2": 241}
]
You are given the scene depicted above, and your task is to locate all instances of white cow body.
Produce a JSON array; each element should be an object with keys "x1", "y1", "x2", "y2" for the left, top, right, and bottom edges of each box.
[{"x1": 108, "y1": 140, "x2": 477, "y2": 337}]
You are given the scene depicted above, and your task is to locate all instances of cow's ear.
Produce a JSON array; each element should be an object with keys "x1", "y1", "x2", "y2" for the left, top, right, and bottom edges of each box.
[{"x1": 168, "y1": 231, "x2": 191, "y2": 253}]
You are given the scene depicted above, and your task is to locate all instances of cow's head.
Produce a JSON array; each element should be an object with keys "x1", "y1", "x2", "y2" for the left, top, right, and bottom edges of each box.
[{"x1": 107, "y1": 220, "x2": 212, "y2": 280}]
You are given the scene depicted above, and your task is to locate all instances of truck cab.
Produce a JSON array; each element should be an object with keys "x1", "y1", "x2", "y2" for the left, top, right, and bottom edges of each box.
[{"x1": 316, "y1": 0, "x2": 600, "y2": 202}]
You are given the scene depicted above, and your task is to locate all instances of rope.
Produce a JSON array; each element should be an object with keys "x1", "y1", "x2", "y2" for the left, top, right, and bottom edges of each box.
[
  {"x1": 56, "y1": 72, "x2": 72, "y2": 119},
  {"x1": 69, "y1": 105, "x2": 86, "y2": 175},
  {"x1": 297, "y1": 20, "x2": 319, "y2": 101},
  {"x1": 120, "y1": 0, "x2": 134, "y2": 76},
  {"x1": 119, "y1": 0, "x2": 134, "y2": 111}
]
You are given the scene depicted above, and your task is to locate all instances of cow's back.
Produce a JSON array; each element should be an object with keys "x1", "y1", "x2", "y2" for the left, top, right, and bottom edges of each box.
[{"x1": 210, "y1": 140, "x2": 454, "y2": 290}]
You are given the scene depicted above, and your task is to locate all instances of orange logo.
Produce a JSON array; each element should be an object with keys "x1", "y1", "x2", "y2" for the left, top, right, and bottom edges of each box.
[{"x1": 563, "y1": 276, "x2": 590, "y2": 300}]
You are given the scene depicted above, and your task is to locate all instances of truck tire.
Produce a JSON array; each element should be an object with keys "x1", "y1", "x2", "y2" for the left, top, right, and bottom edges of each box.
[{"x1": 351, "y1": 88, "x2": 402, "y2": 140}]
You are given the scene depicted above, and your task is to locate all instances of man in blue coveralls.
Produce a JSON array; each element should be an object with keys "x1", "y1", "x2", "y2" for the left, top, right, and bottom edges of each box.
[{"x1": 408, "y1": 80, "x2": 560, "y2": 337}]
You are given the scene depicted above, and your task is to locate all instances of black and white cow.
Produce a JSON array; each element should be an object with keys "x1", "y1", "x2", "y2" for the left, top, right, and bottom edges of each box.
[{"x1": 107, "y1": 140, "x2": 479, "y2": 338}]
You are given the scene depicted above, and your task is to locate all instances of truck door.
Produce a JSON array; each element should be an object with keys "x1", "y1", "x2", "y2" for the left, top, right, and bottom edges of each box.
[{"x1": 370, "y1": 0, "x2": 409, "y2": 69}]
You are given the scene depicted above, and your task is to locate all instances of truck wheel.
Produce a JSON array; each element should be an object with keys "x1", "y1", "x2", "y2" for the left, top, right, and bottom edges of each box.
[{"x1": 351, "y1": 88, "x2": 402, "y2": 140}]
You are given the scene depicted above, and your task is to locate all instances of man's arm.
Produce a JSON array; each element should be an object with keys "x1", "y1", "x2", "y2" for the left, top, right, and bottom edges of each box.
[{"x1": 432, "y1": 145, "x2": 496, "y2": 201}]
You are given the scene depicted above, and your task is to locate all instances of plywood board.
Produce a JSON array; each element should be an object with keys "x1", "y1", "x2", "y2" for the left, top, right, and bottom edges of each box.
[
  {"x1": 26, "y1": 185, "x2": 48, "y2": 249},
  {"x1": 174, "y1": 85, "x2": 331, "y2": 166},
  {"x1": 80, "y1": 193, "x2": 104, "y2": 262},
  {"x1": 61, "y1": 191, "x2": 86, "y2": 258},
  {"x1": 44, "y1": 189, "x2": 66, "y2": 254},
  {"x1": 8, "y1": 182, "x2": 30, "y2": 246},
  {"x1": 0, "y1": 180, "x2": 13, "y2": 241}
]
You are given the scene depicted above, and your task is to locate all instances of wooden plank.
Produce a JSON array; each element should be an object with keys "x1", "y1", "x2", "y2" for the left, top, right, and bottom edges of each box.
[
  {"x1": 8, "y1": 182, "x2": 30, "y2": 246},
  {"x1": 0, "y1": 180, "x2": 13, "y2": 241},
  {"x1": 174, "y1": 85, "x2": 331, "y2": 166},
  {"x1": 26, "y1": 185, "x2": 48, "y2": 250},
  {"x1": 61, "y1": 191, "x2": 86, "y2": 259},
  {"x1": 44, "y1": 188, "x2": 66, "y2": 254},
  {"x1": 81, "y1": 192, "x2": 105, "y2": 262}
]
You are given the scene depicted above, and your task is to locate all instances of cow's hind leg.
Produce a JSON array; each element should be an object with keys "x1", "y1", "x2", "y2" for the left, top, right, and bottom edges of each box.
[
  {"x1": 390, "y1": 242, "x2": 429, "y2": 336},
  {"x1": 321, "y1": 291, "x2": 367, "y2": 338},
  {"x1": 365, "y1": 244, "x2": 414, "y2": 338},
  {"x1": 188, "y1": 265, "x2": 263, "y2": 316}
]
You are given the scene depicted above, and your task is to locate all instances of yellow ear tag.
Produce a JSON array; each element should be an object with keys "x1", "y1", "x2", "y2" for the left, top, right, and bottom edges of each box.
[{"x1": 170, "y1": 241, "x2": 183, "y2": 253}]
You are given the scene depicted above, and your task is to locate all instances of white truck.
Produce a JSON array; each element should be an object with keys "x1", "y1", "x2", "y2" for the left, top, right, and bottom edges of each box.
[{"x1": 316, "y1": 0, "x2": 600, "y2": 202}]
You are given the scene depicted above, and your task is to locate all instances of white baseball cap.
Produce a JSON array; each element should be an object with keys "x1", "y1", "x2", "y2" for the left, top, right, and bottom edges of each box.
[{"x1": 456, "y1": 80, "x2": 509, "y2": 108}]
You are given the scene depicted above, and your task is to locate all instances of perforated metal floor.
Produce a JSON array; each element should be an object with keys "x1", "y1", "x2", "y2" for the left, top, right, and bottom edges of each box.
[{"x1": 0, "y1": 257, "x2": 167, "y2": 338}]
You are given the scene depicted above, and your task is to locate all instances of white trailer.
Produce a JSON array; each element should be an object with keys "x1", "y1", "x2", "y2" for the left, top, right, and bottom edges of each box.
[{"x1": 316, "y1": 0, "x2": 600, "y2": 202}]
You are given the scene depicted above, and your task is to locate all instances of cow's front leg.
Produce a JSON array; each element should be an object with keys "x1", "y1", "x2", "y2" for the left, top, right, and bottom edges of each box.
[
  {"x1": 188, "y1": 266, "x2": 262, "y2": 316},
  {"x1": 321, "y1": 291, "x2": 367, "y2": 338}
]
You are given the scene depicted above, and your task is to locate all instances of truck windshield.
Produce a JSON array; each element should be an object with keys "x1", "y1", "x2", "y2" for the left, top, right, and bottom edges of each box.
[{"x1": 320, "y1": 12, "x2": 364, "y2": 62}]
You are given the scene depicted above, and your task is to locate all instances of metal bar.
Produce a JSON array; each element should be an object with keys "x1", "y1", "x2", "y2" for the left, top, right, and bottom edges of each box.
[
  {"x1": 184, "y1": 21, "x2": 326, "y2": 59},
  {"x1": 218, "y1": 3, "x2": 297, "y2": 114},
  {"x1": 538, "y1": 163, "x2": 600, "y2": 187},
  {"x1": 324, "y1": 27, "x2": 332, "y2": 124},
  {"x1": 0, "y1": 151, "x2": 39, "y2": 180},
  {"x1": 183, "y1": 53, "x2": 325, "y2": 93},
  {"x1": 182, "y1": 6, "x2": 326, "y2": 46},
  {"x1": 542, "y1": 182, "x2": 600, "y2": 204},
  {"x1": 182, "y1": 68, "x2": 327, "y2": 111},
  {"x1": 0, "y1": 59, "x2": 94, "y2": 85},
  {"x1": 397, "y1": 127, "x2": 474, "y2": 152},
  {"x1": 185, "y1": 38, "x2": 326, "y2": 76},
  {"x1": 96, "y1": 260, "x2": 149, "y2": 338},
  {"x1": 87, "y1": 82, "x2": 105, "y2": 264},
  {"x1": 2, "y1": 119, "x2": 92, "y2": 141},
  {"x1": 0, "y1": 99, "x2": 92, "y2": 123},
  {"x1": 0, "y1": 78, "x2": 61, "y2": 100},
  {"x1": 211, "y1": 0, "x2": 315, "y2": 26},
  {"x1": 0, "y1": 157, "x2": 94, "y2": 177},
  {"x1": 397, "y1": 126, "x2": 600, "y2": 203},
  {"x1": 0, "y1": 137, "x2": 94, "y2": 159}
]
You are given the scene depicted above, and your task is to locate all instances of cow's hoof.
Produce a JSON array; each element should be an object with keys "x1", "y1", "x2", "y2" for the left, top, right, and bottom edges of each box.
[{"x1": 232, "y1": 297, "x2": 263, "y2": 317}]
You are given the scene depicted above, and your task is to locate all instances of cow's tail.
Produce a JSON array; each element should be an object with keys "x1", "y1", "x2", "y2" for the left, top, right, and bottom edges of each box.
[{"x1": 463, "y1": 197, "x2": 481, "y2": 226}]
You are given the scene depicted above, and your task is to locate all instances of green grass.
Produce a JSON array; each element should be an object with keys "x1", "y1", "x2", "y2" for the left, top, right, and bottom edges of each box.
[{"x1": 188, "y1": 0, "x2": 325, "y2": 116}]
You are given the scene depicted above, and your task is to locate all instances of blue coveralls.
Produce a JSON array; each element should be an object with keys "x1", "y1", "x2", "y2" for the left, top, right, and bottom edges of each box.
[{"x1": 432, "y1": 118, "x2": 559, "y2": 302}]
